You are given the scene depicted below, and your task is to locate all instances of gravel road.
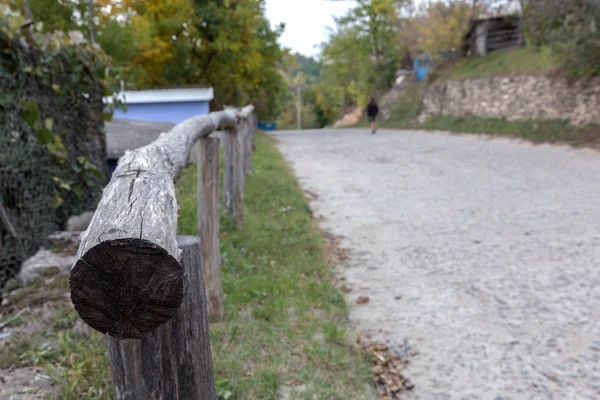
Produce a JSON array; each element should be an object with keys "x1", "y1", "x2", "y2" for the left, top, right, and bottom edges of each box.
[{"x1": 275, "y1": 129, "x2": 600, "y2": 400}]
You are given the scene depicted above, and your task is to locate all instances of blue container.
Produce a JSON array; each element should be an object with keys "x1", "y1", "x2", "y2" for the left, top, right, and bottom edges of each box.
[
  {"x1": 414, "y1": 54, "x2": 432, "y2": 82},
  {"x1": 258, "y1": 121, "x2": 277, "y2": 131}
]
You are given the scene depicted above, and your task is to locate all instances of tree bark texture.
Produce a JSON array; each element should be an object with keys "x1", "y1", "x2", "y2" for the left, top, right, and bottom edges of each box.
[
  {"x1": 107, "y1": 236, "x2": 216, "y2": 400},
  {"x1": 197, "y1": 136, "x2": 224, "y2": 321},
  {"x1": 70, "y1": 107, "x2": 252, "y2": 339}
]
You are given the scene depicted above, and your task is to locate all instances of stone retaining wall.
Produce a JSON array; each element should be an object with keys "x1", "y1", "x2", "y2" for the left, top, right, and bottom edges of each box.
[{"x1": 421, "y1": 75, "x2": 600, "y2": 126}]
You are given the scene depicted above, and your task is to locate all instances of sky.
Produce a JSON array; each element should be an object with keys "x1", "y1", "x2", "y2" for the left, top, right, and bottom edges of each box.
[{"x1": 265, "y1": 0, "x2": 355, "y2": 57}]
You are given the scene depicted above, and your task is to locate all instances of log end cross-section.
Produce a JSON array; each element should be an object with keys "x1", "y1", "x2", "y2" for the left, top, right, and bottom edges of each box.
[{"x1": 70, "y1": 238, "x2": 183, "y2": 340}]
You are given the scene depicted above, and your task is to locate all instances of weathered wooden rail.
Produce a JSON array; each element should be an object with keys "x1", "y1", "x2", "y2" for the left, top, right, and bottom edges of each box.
[{"x1": 69, "y1": 105, "x2": 256, "y2": 399}]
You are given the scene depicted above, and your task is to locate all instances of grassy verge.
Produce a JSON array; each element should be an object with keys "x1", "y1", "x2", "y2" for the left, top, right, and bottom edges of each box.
[
  {"x1": 177, "y1": 134, "x2": 372, "y2": 399},
  {"x1": 0, "y1": 271, "x2": 113, "y2": 399},
  {"x1": 0, "y1": 133, "x2": 371, "y2": 400},
  {"x1": 418, "y1": 116, "x2": 600, "y2": 146},
  {"x1": 429, "y1": 47, "x2": 559, "y2": 83}
]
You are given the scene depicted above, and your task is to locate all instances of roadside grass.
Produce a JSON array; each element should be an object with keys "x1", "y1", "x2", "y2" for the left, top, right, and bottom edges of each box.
[
  {"x1": 0, "y1": 270, "x2": 113, "y2": 399},
  {"x1": 429, "y1": 46, "x2": 559, "y2": 83},
  {"x1": 177, "y1": 133, "x2": 372, "y2": 399},
  {"x1": 418, "y1": 116, "x2": 600, "y2": 146},
  {"x1": 0, "y1": 133, "x2": 372, "y2": 400}
]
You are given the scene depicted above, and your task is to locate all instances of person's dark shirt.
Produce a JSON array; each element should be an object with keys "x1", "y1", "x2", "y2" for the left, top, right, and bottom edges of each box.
[{"x1": 367, "y1": 102, "x2": 379, "y2": 117}]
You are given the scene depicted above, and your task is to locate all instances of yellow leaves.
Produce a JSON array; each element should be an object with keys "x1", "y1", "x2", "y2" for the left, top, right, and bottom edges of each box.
[
  {"x1": 409, "y1": 0, "x2": 475, "y2": 54},
  {"x1": 133, "y1": 40, "x2": 175, "y2": 86}
]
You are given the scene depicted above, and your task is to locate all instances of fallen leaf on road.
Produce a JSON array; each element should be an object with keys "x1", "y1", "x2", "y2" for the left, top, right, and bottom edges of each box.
[
  {"x1": 356, "y1": 296, "x2": 370, "y2": 304},
  {"x1": 358, "y1": 337, "x2": 415, "y2": 400},
  {"x1": 303, "y1": 189, "x2": 319, "y2": 199},
  {"x1": 372, "y1": 365, "x2": 385, "y2": 375}
]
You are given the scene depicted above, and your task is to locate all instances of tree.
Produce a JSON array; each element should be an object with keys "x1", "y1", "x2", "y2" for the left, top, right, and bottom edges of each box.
[
  {"x1": 186, "y1": 0, "x2": 285, "y2": 118},
  {"x1": 407, "y1": 0, "x2": 477, "y2": 55},
  {"x1": 524, "y1": 0, "x2": 600, "y2": 77}
]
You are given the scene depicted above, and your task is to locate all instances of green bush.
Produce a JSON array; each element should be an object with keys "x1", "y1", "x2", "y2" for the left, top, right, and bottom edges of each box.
[{"x1": 525, "y1": 0, "x2": 600, "y2": 78}]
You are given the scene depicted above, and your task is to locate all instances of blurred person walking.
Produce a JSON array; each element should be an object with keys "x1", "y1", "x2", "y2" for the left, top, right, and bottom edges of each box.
[{"x1": 367, "y1": 97, "x2": 379, "y2": 134}]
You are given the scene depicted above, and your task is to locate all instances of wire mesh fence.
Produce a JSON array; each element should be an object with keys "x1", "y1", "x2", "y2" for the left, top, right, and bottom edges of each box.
[{"x1": 0, "y1": 33, "x2": 106, "y2": 293}]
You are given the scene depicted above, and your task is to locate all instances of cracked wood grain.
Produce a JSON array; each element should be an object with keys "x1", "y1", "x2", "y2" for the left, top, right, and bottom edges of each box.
[
  {"x1": 70, "y1": 106, "x2": 254, "y2": 339},
  {"x1": 107, "y1": 236, "x2": 216, "y2": 400},
  {"x1": 197, "y1": 136, "x2": 224, "y2": 321}
]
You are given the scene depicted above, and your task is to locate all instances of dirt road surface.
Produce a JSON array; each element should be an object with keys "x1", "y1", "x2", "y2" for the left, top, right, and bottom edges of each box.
[{"x1": 275, "y1": 129, "x2": 600, "y2": 400}]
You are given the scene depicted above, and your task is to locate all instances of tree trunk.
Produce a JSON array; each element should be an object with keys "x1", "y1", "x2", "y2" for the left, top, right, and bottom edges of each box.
[
  {"x1": 197, "y1": 136, "x2": 224, "y2": 321},
  {"x1": 70, "y1": 110, "x2": 239, "y2": 339},
  {"x1": 107, "y1": 236, "x2": 217, "y2": 400}
]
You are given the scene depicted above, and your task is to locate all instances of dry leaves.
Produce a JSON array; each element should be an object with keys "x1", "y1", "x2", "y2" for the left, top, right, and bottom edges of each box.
[
  {"x1": 322, "y1": 231, "x2": 349, "y2": 264},
  {"x1": 340, "y1": 285, "x2": 352, "y2": 293},
  {"x1": 356, "y1": 296, "x2": 370, "y2": 305},
  {"x1": 359, "y1": 338, "x2": 415, "y2": 400},
  {"x1": 303, "y1": 189, "x2": 319, "y2": 200}
]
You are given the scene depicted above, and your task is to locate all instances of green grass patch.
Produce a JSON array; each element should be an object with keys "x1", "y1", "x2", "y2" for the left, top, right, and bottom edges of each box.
[
  {"x1": 0, "y1": 276, "x2": 113, "y2": 399},
  {"x1": 430, "y1": 47, "x2": 559, "y2": 83},
  {"x1": 177, "y1": 133, "x2": 372, "y2": 399},
  {"x1": 419, "y1": 115, "x2": 600, "y2": 146}
]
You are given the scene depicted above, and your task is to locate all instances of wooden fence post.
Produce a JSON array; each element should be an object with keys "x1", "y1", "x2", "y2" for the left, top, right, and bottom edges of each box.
[
  {"x1": 250, "y1": 113, "x2": 256, "y2": 153},
  {"x1": 222, "y1": 128, "x2": 234, "y2": 213},
  {"x1": 231, "y1": 124, "x2": 246, "y2": 227},
  {"x1": 107, "y1": 236, "x2": 216, "y2": 400},
  {"x1": 197, "y1": 136, "x2": 224, "y2": 321},
  {"x1": 222, "y1": 125, "x2": 246, "y2": 227},
  {"x1": 243, "y1": 118, "x2": 253, "y2": 174}
]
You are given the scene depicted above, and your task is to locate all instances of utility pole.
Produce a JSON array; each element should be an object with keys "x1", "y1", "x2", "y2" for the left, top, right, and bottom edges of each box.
[
  {"x1": 23, "y1": 0, "x2": 33, "y2": 21},
  {"x1": 88, "y1": 0, "x2": 96, "y2": 44},
  {"x1": 296, "y1": 85, "x2": 301, "y2": 130}
]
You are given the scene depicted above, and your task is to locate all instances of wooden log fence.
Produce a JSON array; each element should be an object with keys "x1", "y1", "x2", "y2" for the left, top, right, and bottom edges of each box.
[{"x1": 69, "y1": 105, "x2": 256, "y2": 399}]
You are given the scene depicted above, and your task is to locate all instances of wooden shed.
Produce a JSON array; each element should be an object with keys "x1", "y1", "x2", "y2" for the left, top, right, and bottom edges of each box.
[{"x1": 462, "y1": 15, "x2": 524, "y2": 57}]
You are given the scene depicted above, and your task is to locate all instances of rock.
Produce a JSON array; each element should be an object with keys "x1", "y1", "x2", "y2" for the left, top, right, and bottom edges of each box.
[
  {"x1": 48, "y1": 231, "x2": 81, "y2": 254},
  {"x1": 18, "y1": 249, "x2": 77, "y2": 282},
  {"x1": 0, "y1": 367, "x2": 54, "y2": 399},
  {"x1": 66, "y1": 211, "x2": 94, "y2": 232}
]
